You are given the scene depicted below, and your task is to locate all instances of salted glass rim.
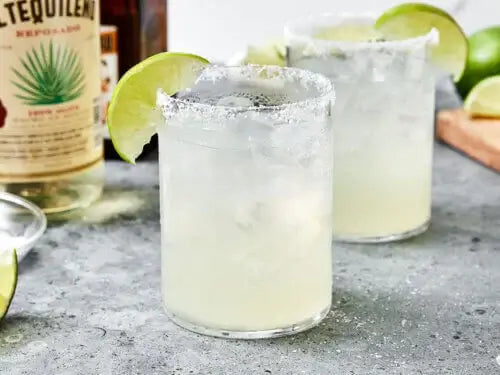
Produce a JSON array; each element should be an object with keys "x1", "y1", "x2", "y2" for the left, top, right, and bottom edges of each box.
[
  {"x1": 157, "y1": 64, "x2": 335, "y2": 116},
  {"x1": 284, "y1": 12, "x2": 439, "y2": 51}
]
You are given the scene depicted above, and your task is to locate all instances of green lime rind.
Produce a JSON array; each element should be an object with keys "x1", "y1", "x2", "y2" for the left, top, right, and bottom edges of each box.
[
  {"x1": 375, "y1": 3, "x2": 468, "y2": 81},
  {"x1": 0, "y1": 249, "x2": 18, "y2": 322},
  {"x1": 244, "y1": 40, "x2": 286, "y2": 67},
  {"x1": 464, "y1": 75, "x2": 500, "y2": 117},
  {"x1": 457, "y1": 26, "x2": 500, "y2": 98},
  {"x1": 107, "y1": 52, "x2": 209, "y2": 163}
]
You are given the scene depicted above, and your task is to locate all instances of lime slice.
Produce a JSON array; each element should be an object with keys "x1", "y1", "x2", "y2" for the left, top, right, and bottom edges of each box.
[
  {"x1": 107, "y1": 52, "x2": 209, "y2": 163},
  {"x1": 244, "y1": 39, "x2": 286, "y2": 67},
  {"x1": 464, "y1": 75, "x2": 500, "y2": 118},
  {"x1": 375, "y1": 3, "x2": 468, "y2": 81},
  {"x1": 0, "y1": 249, "x2": 18, "y2": 322}
]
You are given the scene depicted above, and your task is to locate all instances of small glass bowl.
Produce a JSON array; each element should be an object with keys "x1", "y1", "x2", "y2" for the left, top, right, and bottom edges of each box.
[{"x1": 0, "y1": 192, "x2": 47, "y2": 260}]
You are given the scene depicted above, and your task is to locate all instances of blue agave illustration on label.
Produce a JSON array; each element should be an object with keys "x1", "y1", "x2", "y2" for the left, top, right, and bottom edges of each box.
[{"x1": 11, "y1": 39, "x2": 85, "y2": 105}]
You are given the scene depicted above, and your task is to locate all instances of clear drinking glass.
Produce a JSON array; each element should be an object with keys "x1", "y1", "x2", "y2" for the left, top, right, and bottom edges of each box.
[
  {"x1": 286, "y1": 14, "x2": 438, "y2": 243},
  {"x1": 0, "y1": 192, "x2": 47, "y2": 260},
  {"x1": 157, "y1": 65, "x2": 335, "y2": 338}
]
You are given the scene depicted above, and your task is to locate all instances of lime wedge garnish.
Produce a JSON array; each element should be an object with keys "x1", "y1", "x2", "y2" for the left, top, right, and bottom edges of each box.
[
  {"x1": 464, "y1": 75, "x2": 500, "y2": 118},
  {"x1": 0, "y1": 249, "x2": 18, "y2": 322},
  {"x1": 375, "y1": 3, "x2": 468, "y2": 81},
  {"x1": 244, "y1": 39, "x2": 286, "y2": 66},
  {"x1": 107, "y1": 52, "x2": 209, "y2": 163}
]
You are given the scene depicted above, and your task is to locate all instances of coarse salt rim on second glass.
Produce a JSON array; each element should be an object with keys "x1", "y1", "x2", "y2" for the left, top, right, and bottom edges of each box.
[{"x1": 284, "y1": 12, "x2": 439, "y2": 53}]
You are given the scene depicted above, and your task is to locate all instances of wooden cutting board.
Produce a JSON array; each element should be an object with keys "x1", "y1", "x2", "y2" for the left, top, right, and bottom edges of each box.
[{"x1": 437, "y1": 108, "x2": 500, "y2": 172}]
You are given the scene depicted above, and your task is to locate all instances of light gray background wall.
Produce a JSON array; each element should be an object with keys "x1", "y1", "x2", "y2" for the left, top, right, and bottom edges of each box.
[{"x1": 168, "y1": 0, "x2": 498, "y2": 62}]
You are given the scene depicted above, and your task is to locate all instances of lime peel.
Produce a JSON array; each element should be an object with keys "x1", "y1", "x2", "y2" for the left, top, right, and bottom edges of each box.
[{"x1": 0, "y1": 249, "x2": 18, "y2": 322}]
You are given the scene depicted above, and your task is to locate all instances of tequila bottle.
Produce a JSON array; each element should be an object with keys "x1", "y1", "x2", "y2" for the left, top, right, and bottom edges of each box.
[{"x1": 0, "y1": 0, "x2": 104, "y2": 213}]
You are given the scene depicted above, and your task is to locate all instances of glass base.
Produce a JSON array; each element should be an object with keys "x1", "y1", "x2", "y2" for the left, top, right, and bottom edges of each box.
[
  {"x1": 1, "y1": 161, "x2": 104, "y2": 214},
  {"x1": 164, "y1": 304, "x2": 331, "y2": 339},
  {"x1": 334, "y1": 219, "x2": 430, "y2": 244}
]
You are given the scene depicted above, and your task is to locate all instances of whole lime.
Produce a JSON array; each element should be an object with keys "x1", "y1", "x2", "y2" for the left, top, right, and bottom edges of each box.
[{"x1": 457, "y1": 26, "x2": 500, "y2": 98}]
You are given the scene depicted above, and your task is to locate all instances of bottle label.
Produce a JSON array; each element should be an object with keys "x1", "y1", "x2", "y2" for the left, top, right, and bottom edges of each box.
[
  {"x1": 0, "y1": 0, "x2": 103, "y2": 183},
  {"x1": 100, "y1": 25, "x2": 118, "y2": 140}
]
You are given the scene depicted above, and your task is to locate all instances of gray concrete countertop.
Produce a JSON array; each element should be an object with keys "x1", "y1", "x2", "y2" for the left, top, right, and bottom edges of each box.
[{"x1": 1, "y1": 143, "x2": 499, "y2": 375}]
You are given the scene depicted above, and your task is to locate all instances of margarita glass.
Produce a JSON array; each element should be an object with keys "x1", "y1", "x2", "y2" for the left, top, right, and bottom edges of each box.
[
  {"x1": 158, "y1": 65, "x2": 335, "y2": 338},
  {"x1": 286, "y1": 14, "x2": 437, "y2": 242}
]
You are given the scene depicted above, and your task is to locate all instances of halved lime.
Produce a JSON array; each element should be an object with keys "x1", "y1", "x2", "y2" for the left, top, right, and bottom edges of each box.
[
  {"x1": 244, "y1": 39, "x2": 286, "y2": 67},
  {"x1": 107, "y1": 53, "x2": 209, "y2": 163},
  {"x1": 0, "y1": 249, "x2": 18, "y2": 322},
  {"x1": 464, "y1": 75, "x2": 500, "y2": 118},
  {"x1": 375, "y1": 3, "x2": 468, "y2": 81}
]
